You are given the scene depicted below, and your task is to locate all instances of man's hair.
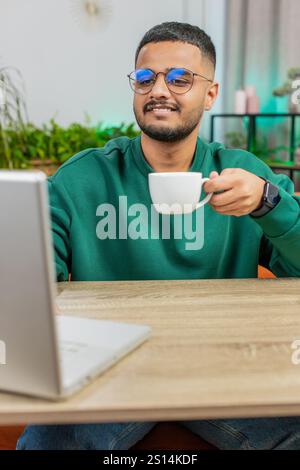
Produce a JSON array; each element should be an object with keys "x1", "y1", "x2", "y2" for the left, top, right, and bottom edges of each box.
[{"x1": 135, "y1": 21, "x2": 216, "y2": 69}]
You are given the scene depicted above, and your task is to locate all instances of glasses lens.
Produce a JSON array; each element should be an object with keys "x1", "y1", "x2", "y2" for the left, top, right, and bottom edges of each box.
[
  {"x1": 165, "y1": 68, "x2": 193, "y2": 93},
  {"x1": 130, "y1": 69, "x2": 155, "y2": 94}
]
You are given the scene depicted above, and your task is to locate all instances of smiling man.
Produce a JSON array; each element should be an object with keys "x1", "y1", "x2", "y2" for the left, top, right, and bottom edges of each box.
[{"x1": 17, "y1": 22, "x2": 300, "y2": 450}]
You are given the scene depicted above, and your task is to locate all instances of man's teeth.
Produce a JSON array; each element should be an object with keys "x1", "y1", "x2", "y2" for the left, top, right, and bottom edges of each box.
[{"x1": 151, "y1": 108, "x2": 174, "y2": 111}]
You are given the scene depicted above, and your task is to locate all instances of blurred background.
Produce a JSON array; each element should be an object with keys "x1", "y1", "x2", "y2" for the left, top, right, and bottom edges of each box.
[{"x1": 0, "y1": 0, "x2": 300, "y2": 187}]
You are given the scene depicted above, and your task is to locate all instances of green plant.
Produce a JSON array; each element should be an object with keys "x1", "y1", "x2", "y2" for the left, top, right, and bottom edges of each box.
[
  {"x1": 273, "y1": 67, "x2": 300, "y2": 97},
  {"x1": 225, "y1": 130, "x2": 300, "y2": 164},
  {"x1": 0, "y1": 62, "x2": 140, "y2": 170},
  {"x1": 224, "y1": 131, "x2": 247, "y2": 149},
  {"x1": 0, "y1": 118, "x2": 140, "y2": 169},
  {"x1": 0, "y1": 65, "x2": 28, "y2": 168}
]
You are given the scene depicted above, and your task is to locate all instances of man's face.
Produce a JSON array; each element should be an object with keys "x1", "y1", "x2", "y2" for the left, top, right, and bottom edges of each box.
[{"x1": 133, "y1": 41, "x2": 218, "y2": 143}]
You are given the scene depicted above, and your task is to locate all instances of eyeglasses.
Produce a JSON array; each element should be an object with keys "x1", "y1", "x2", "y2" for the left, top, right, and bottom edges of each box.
[{"x1": 127, "y1": 67, "x2": 213, "y2": 95}]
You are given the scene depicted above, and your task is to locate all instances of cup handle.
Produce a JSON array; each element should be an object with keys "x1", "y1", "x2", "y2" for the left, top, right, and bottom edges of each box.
[{"x1": 195, "y1": 178, "x2": 213, "y2": 209}]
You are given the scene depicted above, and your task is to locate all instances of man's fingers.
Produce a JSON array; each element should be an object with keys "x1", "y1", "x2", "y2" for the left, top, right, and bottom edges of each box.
[
  {"x1": 211, "y1": 201, "x2": 240, "y2": 213},
  {"x1": 210, "y1": 189, "x2": 237, "y2": 207},
  {"x1": 220, "y1": 168, "x2": 237, "y2": 176},
  {"x1": 204, "y1": 175, "x2": 235, "y2": 193}
]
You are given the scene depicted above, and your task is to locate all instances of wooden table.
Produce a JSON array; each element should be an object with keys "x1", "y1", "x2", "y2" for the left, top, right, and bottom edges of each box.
[{"x1": 1, "y1": 278, "x2": 300, "y2": 425}]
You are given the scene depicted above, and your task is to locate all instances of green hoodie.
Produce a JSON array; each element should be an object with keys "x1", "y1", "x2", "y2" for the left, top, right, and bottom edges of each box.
[{"x1": 48, "y1": 135, "x2": 300, "y2": 282}]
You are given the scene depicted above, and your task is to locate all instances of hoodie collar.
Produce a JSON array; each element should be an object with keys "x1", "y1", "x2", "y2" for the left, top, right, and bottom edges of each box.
[{"x1": 131, "y1": 134, "x2": 210, "y2": 177}]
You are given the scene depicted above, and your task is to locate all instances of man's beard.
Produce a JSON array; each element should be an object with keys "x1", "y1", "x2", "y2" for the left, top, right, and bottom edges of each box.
[{"x1": 134, "y1": 108, "x2": 202, "y2": 143}]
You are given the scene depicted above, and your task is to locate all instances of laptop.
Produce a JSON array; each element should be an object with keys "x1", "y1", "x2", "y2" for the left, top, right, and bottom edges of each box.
[{"x1": 0, "y1": 170, "x2": 151, "y2": 400}]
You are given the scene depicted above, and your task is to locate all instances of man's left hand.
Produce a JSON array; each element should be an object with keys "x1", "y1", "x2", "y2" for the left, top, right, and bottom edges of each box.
[{"x1": 203, "y1": 168, "x2": 265, "y2": 217}]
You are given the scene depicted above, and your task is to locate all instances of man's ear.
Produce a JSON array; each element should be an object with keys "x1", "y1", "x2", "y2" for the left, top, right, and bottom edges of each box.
[{"x1": 204, "y1": 82, "x2": 219, "y2": 111}]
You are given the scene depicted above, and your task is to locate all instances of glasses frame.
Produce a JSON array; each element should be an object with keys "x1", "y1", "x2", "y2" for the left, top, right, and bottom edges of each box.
[{"x1": 127, "y1": 67, "x2": 213, "y2": 95}]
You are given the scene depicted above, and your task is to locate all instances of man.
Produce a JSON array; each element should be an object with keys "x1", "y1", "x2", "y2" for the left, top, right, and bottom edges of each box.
[{"x1": 17, "y1": 22, "x2": 300, "y2": 450}]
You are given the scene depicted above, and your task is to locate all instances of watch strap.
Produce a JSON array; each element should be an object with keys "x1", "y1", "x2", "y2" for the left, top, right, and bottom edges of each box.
[{"x1": 250, "y1": 178, "x2": 280, "y2": 218}]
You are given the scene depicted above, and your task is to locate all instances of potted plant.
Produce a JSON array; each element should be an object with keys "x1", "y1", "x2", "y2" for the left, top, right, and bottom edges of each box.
[
  {"x1": 0, "y1": 65, "x2": 29, "y2": 168},
  {"x1": 0, "y1": 64, "x2": 142, "y2": 173},
  {"x1": 272, "y1": 67, "x2": 300, "y2": 113},
  {"x1": 0, "y1": 115, "x2": 140, "y2": 174}
]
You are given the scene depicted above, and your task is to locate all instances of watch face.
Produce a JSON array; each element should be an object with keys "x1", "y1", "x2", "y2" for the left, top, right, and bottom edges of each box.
[
  {"x1": 271, "y1": 194, "x2": 280, "y2": 205},
  {"x1": 265, "y1": 182, "x2": 280, "y2": 206}
]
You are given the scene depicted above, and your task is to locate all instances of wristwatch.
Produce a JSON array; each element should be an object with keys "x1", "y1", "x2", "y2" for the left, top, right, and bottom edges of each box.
[{"x1": 250, "y1": 178, "x2": 281, "y2": 218}]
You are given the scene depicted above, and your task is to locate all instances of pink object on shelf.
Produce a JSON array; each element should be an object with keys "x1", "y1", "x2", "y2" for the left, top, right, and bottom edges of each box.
[
  {"x1": 235, "y1": 90, "x2": 247, "y2": 114},
  {"x1": 245, "y1": 85, "x2": 256, "y2": 98},
  {"x1": 247, "y1": 95, "x2": 260, "y2": 114}
]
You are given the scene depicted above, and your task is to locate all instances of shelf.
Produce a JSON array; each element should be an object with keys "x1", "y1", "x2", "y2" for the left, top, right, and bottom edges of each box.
[
  {"x1": 211, "y1": 113, "x2": 300, "y2": 118},
  {"x1": 210, "y1": 113, "x2": 300, "y2": 181}
]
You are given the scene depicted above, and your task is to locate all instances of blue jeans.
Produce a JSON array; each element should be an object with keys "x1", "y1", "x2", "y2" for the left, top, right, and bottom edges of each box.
[{"x1": 16, "y1": 417, "x2": 300, "y2": 450}]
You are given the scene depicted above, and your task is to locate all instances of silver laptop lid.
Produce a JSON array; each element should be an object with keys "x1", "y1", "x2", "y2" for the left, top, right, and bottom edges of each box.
[{"x1": 0, "y1": 170, "x2": 62, "y2": 398}]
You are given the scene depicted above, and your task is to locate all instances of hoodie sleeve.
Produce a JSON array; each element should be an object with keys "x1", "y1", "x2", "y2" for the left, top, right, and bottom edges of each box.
[
  {"x1": 252, "y1": 172, "x2": 300, "y2": 277},
  {"x1": 47, "y1": 175, "x2": 72, "y2": 282},
  {"x1": 217, "y1": 147, "x2": 300, "y2": 277}
]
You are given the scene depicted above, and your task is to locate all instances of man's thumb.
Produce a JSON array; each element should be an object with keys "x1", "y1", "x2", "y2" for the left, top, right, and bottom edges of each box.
[{"x1": 209, "y1": 171, "x2": 219, "y2": 179}]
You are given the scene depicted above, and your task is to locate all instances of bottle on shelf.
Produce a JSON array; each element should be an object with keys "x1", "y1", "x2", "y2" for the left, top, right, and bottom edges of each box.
[
  {"x1": 234, "y1": 86, "x2": 260, "y2": 114},
  {"x1": 234, "y1": 90, "x2": 247, "y2": 114},
  {"x1": 245, "y1": 85, "x2": 260, "y2": 114}
]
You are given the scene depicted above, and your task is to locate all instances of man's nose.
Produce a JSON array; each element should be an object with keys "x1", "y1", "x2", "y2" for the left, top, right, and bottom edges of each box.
[{"x1": 149, "y1": 73, "x2": 171, "y2": 99}]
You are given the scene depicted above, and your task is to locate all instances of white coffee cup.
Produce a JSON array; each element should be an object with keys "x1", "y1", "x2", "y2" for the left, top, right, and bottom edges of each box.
[{"x1": 148, "y1": 172, "x2": 212, "y2": 215}]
